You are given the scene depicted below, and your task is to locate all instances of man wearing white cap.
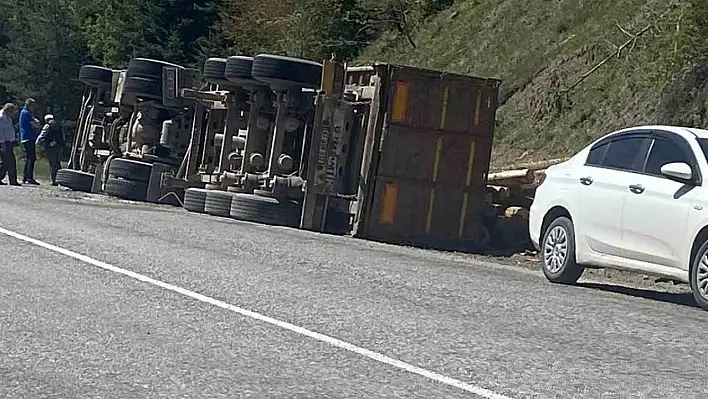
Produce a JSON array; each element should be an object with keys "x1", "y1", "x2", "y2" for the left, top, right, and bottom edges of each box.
[{"x1": 36, "y1": 113, "x2": 64, "y2": 185}]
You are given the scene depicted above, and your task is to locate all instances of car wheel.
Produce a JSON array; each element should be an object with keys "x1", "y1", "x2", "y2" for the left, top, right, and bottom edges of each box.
[
  {"x1": 690, "y1": 240, "x2": 708, "y2": 309},
  {"x1": 541, "y1": 216, "x2": 584, "y2": 284}
]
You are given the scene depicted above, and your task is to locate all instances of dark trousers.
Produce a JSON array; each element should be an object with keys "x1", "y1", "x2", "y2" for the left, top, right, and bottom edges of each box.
[
  {"x1": 46, "y1": 147, "x2": 62, "y2": 184},
  {"x1": 22, "y1": 140, "x2": 36, "y2": 182},
  {"x1": 0, "y1": 141, "x2": 18, "y2": 184}
]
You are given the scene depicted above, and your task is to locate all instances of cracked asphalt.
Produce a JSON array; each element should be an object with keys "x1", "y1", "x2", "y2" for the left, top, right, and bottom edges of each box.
[{"x1": 1, "y1": 184, "x2": 707, "y2": 398}]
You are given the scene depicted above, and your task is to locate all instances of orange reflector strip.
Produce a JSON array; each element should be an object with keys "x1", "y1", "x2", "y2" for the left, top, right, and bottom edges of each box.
[
  {"x1": 380, "y1": 183, "x2": 399, "y2": 225},
  {"x1": 391, "y1": 82, "x2": 410, "y2": 122}
]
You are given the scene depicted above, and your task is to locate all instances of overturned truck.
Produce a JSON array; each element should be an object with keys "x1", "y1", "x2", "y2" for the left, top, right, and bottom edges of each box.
[
  {"x1": 180, "y1": 57, "x2": 503, "y2": 252},
  {"x1": 58, "y1": 58, "x2": 201, "y2": 202},
  {"x1": 62, "y1": 55, "x2": 504, "y2": 252}
]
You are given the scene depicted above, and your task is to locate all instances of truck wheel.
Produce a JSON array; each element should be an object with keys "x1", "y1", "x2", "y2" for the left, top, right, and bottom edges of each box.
[
  {"x1": 123, "y1": 76, "x2": 162, "y2": 101},
  {"x1": 690, "y1": 239, "x2": 708, "y2": 310},
  {"x1": 108, "y1": 158, "x2": 152, "y2": 183},
  {"x1": 203, "y1": 58, "x2": 228, "y2": 84},
  {"x1": 56, "y1": 169, "x2": 94, "y2": 193},
  {"x1": 78, "y1": 65, "x2": 114, "y2": 87},
  {"x1": 251, "y1": 54, "x2": 322, "y2": 90},
  {"x1": 229, "y1": 193, "x2": 301, "y2": 227},
  {"x1": 184, "y1": 188, "x2": 209, "y2": 213},
  {"x1": 541, "y1": 216, "x2": 584, "y2": 284},
  {"x1": 127, "y1": 58, "x2": 183, "y2": 80},
  {"x1": 225, "y1": 56, "x2": 257, "y2": 86},
  {"x1": 204, "y1": 190, "x2": 237, "y2": 217},
  {"x1": 104, "y1": 177, "x2": 148, "y2": 202}
]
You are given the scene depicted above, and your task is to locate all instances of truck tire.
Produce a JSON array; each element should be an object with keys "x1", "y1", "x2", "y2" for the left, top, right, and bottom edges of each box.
[
  {"x1": 104, "y1": 177, "x2": 148, "y2": 202},
  {"x1": 251, "y1": 54, "x2": 322, "y2": 89},
  {"x1": 204, "y1": 190, "x2": 237, "y2": 217},
  {"x1": 225, "y1": 56, "x2": 257, "y2": 85},
  {"x1": 108, "y1": 158, "x2": 152, "y2": 183},
  {"x1": 78, "y1": 65, "x2": 114, "y2": 87},
  {"x1": 229, "y1": 193, "x2": 301, "y2": 227},
  {"x1": 126, "y1": 58, "x2": 182, "y2": 80},
  {"x1": 203, "y1": 58, "x2": 228, "y2": 84},
  {"x1": 123, "y1": 76, "x2": 162, "y2": 101},
  {"x1": 183, "y1": 188, "x2": 209, "y2": 213},
  {"x1": 56, "y1": 169, "x2": 94, "y2": 193}
]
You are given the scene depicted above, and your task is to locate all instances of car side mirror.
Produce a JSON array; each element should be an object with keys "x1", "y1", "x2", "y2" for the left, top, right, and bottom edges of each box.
[{"x1": 660, "y1": 162, "x2": 694, "y2": 183}]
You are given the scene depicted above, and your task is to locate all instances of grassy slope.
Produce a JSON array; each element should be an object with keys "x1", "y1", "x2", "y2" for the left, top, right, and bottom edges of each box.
[{"x1": 359, "y1": 0, "x2": 698, "y2": 169}]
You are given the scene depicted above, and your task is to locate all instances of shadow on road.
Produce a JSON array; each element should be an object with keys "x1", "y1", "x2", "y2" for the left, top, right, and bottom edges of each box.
[{"x1": 579, "y1": 282, "x2": 699, "y2": 309}]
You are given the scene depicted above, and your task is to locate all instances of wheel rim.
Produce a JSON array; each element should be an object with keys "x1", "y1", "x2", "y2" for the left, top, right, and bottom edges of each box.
[
  {"x1": 696, "y1": 252, "x2": 708, "y2": 300},
  {"x1": 544, "y1": 226, "x2": 568, "y2": 273}
]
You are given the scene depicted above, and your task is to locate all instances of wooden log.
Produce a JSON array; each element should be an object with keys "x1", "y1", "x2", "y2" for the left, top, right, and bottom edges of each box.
[
  {"x1": 487, "y1": 168, "x2": 534, "y2": 184},
  {"x1": 503, "y1": 157, "x2": 570, "y2": 171}
]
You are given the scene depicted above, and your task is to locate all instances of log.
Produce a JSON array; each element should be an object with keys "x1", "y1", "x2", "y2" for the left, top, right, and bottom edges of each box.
[
  {"x1": 491, "y1": 157, "x2": 570, "y2": 173},
  {"x1": 487, "y1": 168, "x2": 534, "y2": 184}
]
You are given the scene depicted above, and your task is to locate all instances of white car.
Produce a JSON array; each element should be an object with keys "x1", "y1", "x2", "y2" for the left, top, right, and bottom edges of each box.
[{"x1": 529, "y1": 125, "x2": 708, "y2": 308}]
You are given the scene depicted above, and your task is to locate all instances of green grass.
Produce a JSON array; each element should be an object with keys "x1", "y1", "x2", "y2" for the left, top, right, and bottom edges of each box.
[
  {"x1": 359, "y1": 0, "x2": 697, "y2": 168},
  {"x1": 12, "y1": 146, "x2": 66, "y2": 182}
]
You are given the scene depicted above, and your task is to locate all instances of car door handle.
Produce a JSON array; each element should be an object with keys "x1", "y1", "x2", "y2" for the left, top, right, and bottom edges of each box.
[
  {"x1": 579, "y1": 176, "x2": 593, "y2": 185},
  {"x1": 629, "y1": 184, "x2": 645, "y2": 194}
]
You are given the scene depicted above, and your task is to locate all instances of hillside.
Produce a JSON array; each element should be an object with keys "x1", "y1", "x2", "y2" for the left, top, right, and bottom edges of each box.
[{"x1": 359, "y1": 0, "x2": 706, "y2": 169}]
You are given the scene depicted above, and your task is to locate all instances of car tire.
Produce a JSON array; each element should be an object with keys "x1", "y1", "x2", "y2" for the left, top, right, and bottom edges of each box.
[
  {"x1": 104, "y1": 178, "x2": 148, "y2": 202},
  {"x1": 108, "y1": 158, "x2": 152, "y2": 183},
  {"x1": 541, "y1": 216, "x2": 584, "y2": 284},
  {"x1": 204, "y1": 190, "x2": 237, "y2": 217},
  {"x1": 225, "y1": 56, "x2": 257, "y2": 86},
  {"x1": 56, "y1": 169, "x2": 94, "y2": 192},
  {"x1": 78, "y1": 65, "x2": 114, "y2": 87},
  {"x1": 690, "y1": 239, "x2": 708, "y2": 309},
  {"x1": 251, "y1": 54, "x2": 322, "y2": 89},
  {"x1": 203, "y1": 57, "x2": 228, "y2": 84},
  {"x1": 229, "y1": 193, "x2": 301, "y2": 227},
  {"x1": 183, "y1": 188, "x2": 209, "y2": 213}
]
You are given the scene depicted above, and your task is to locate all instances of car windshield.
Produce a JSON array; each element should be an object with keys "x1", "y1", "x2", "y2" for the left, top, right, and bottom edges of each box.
[{"x1": 698, "y1": 138, "x2": 708, "y2": 163}]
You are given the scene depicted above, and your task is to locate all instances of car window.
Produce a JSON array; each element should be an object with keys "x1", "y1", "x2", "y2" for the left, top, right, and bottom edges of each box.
[
  {"x1": 601, "y1": 136, "x2": 651, "y2": 172},
  {"x1": 697, "y1": 138, "x2": 708, "y2": 163},
  {"x1": 586, "y1": 141, "x2": 609, "y2": 166},
  {"x1": 645, "y1": 138, "x2": 691, "y2": 176}
]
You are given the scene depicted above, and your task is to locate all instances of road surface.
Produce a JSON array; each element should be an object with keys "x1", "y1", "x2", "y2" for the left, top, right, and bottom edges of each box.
[{"x1": 0, "y1": 185, "x2": 706, "y2": 398}]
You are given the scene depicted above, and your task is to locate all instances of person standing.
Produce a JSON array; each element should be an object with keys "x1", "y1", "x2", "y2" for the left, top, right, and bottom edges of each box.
[
  {"x1": 0, "y1": 102, "x2": 20, "y2": 186},
  {"x1": 19, "y1": 98, "x2": 40, "y2": 185},
  {"x1": 36, "y1": 114, "x2": 64, "y2": 186}
]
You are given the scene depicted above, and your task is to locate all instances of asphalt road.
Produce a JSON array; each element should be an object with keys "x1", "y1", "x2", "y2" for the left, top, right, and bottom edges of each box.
[{"x1": 1, "y1": 185, "x2": 707, "y2": 398}]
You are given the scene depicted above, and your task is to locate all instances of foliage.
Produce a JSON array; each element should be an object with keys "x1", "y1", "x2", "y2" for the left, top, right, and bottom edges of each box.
[
  {"x1": 0, "y1": 0, "x2": 88, "y2": 117},
  {"x1": 360, "y1": 0, "x2": 708, "y2": 168},
  {"x1": 5, "y1": 0, "x2": 708, "y2": 168}
]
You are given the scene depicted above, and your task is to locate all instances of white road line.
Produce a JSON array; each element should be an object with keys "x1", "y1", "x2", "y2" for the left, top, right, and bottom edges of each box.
[{"x1": 0, "y1": 226, "x2": 513, "y2": 399}]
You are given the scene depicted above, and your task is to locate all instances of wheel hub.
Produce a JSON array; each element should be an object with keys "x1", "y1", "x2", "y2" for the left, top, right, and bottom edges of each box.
[
  {"x1": 544, "y1": 226, "x2": 568, "y2": 274},
  {"x1": 696, "y1": 252, "x2": 708, "y2": 300}
]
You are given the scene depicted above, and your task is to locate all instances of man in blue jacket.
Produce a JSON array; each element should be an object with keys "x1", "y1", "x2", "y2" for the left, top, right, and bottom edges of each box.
[{"x1": 19, "y1": 98, "x2": 39, "y2": 185}]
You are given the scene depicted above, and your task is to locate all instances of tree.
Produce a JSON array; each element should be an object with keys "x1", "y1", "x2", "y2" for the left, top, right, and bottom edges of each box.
[
  {"x1": 0, "y1": 0, "x2": 88, "y2": 118},
  {"x1": 80, "y1": 0, "x2": 167, "y2": 68}
]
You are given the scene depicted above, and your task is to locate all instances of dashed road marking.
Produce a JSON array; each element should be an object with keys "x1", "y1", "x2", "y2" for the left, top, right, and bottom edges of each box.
[{"x1": 0, "y1": 225, "x2": 513, "y2": 399}]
